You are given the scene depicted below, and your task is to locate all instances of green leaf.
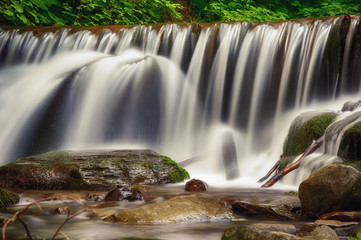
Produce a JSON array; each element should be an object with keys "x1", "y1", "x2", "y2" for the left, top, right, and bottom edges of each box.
[
  {"x1": 47, "y1": 11, "x2": 67, "y2": 25},
  {"x1": 0, "y1": 9, "x2": 15, "y2": 16},
  {"x1": 30, "y1": 0, "x2": 48, "y2": 10},
  {"x1": 11, "y1": 0, "x2": 24, "y2": 13},
  {"x1": 16, "y1": 13, "x2": 29, "y2": 24},
  {"x1": 26, "y1": 9, "x2": 40, "y2": 23}
]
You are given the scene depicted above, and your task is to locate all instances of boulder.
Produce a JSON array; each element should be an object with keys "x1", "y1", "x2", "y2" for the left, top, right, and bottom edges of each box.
[
  {"x1": 221, "y1": 224, "x2": 301, "y2": 240},
  {"x1": 299, "y1": 164, "x2": 361, "y2": 216},
  {"x1": 338, "y1": 121, "x2": 361, "y2": 160},
  {"x1": 0, "y1": 149, "x2": 189, "y2": 191},
  {"x1": 0, "y1": 188, "x2": 19, "y2": 208},
  {"x1": 103, "y1": 196, "x2": 232, "y2": 223},
  {"x1": 283, "y1": 111, "x2": 337, "y2": 156}
]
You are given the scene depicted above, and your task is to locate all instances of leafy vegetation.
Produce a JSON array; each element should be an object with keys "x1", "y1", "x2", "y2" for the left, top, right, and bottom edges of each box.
[
  {"x1": 349, "y1": 232, "x2": 361, "y2": 240},
  {"x1": 0, "y1": 0, "x2": 183, "y2": 26},
  {"x1": 0, "y1": 0, "x2": 361, "y2": 26}
]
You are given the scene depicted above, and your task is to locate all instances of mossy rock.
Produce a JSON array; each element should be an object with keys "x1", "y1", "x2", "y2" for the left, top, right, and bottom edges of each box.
[
  {"x1": 283, "y1": 111, "x2": 337, "y2": 156},
  {"x1": 0, "y1": 149, "x2": 189, "y2": 191},
  {"x1": 338, "y1": 121, "x2": 361, "y2": 160},
  {"x1": 0, "y1": 189, "x2": 19, "y2": 208},
  {"x1": 299, "y1": 164, "x2": 361, "y2": 216}
]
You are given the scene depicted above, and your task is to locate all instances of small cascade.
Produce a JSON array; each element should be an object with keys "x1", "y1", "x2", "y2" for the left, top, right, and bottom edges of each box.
[{"x1": 0, "y1": 15, "x2": 361, "y2": 186}]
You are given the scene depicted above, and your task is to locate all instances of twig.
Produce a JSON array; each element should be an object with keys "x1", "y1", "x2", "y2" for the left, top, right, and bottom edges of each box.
[
  {"x1": 258, "y1": 154, "x2": 286, "y2": 182},
  {"x1": 261, "y1": 136, "x2": 324, "y2": 188},
  {"x1": 17, "y1": 215, "x2": 33, "y2": 240},
  {"x1": 50, "y1": 208, "x2": 89, "y2": 240},
  {"x1": 2, "y1": 195, "x2": 87, "y2": 240}
]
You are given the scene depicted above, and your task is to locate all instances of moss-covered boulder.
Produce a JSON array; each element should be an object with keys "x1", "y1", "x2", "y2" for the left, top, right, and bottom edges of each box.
[
  {"x1": 338, "y1": 121, "x2": 361, "y2": 160},
  {"x1": 0, "y1": 149, "x2": 189, "y2": 191},
  {"x1": 283, "y1": 111, "x2": 337, "y2": 156},
  {"x1": 0, "y1": 188, "x2": 19, "y2": 208},
  {"x1": 299, "y1": 164, "x2": 361, "y2": 216},
  {"x1": 103, "y1": 196, "x2": 232, "y2": 223}
]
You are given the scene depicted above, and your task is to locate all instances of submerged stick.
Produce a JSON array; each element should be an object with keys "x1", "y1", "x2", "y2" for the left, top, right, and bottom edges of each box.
[{"x1": 261, "y1": 136, "x2": 324, "y2": 188}]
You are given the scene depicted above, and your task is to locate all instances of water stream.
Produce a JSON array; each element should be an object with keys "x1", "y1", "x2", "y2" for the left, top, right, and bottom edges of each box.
[{"x1": 1, "y1": 15, "x2": 361, "y2": 187}]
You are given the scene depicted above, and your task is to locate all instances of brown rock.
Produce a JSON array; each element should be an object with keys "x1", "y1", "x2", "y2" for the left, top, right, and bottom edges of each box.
[
  {"x1": 299, "y1": 164, "x2": 361, "y2": 216},
  {"x1": 185, "y1": 179, "x2": 207, "y2": 192},
  {"x1": 320, "y1": 211, "x2": 361, "y2": 222},
  {"x1": 104, "y1": 185, "x2": 142, "y2": 202},
  {"x1": 103, "y1": 196, "x2": 232, "y2": 223}
]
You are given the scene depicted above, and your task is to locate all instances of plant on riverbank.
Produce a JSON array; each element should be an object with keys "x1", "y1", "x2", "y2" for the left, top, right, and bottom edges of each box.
[
  {"x1": 2, "y1": 196, "x2": 92, "y2": 240},
  {"x1": 1, "y1": 0, "x2": 361, "y2": 26},
  {"x1": 0, "y1": 0, "x2": 183, "y2": 26},
  {"x1": 349, "y1": 232, "x2": 361, "y2": 240}
]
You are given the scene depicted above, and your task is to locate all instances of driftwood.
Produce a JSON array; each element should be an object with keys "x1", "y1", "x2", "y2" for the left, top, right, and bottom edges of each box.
[{"x1": 259, "y1": 136, "x2": 324, "y2": 188}]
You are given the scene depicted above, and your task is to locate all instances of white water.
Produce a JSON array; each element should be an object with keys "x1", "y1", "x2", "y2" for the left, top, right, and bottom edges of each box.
[{"x1": 1, "y1": 16, "x2": 361, "y2": 188}]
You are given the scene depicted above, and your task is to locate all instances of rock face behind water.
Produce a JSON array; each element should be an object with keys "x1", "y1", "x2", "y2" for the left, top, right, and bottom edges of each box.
[
  {"x1": 299, "y1": 164, "x2": 361, "y2": 216},
  {"x1": 0, "y1": 150, "x2": 189, "y2": 191}
]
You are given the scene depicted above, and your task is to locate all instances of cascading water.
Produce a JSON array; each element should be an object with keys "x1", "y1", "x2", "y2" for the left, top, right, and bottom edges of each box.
[{"x1": 1, "y1": 15, "x2": 361, "y2": 187}]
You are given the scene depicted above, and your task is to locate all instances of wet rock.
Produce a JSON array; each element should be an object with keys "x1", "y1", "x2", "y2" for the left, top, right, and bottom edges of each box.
[
  {"x1": 231, "y1": 197, "x2": 307, "y2": 221},
  {"x1": 185, "y1": 179, "x2": 207, "y2": 192},
  {"x1": 341, "y1": 100, "x2": 361, "y2": 112},
  {"x1": 304, "y1": 225, "x2": 340, "y2": 240},
  {"x1": 299, "y1": 223, "x2": 316, "y2": 237},
  {"x1": 104, "y1": 185, "x2": 143, "y2": 202},
  {"x1": 103, "y1": 196, "x2": 232, "y2": 223},
  {"x1": 0, "y1": 149, "x2": 189, "y2": 191},
  {"x1": 299, "y1": 164, "x2": 361, "y2": 216},
  {"x1": 221, "y1": 224, "x2": 301, "y2": 240},
  {"x1": 320, "y1": 211, "x2": 361, "y2": 222},
  {"x1": 85, "y1": 192, "x2": 103, "y2": 202},
  {"x1": 315, "y1": 219, "x2": 359, "y2": 237},
  {"x1": 0, "y1": 189, "x2": 19, "y2": 208},
  {"x1": 54, "y1": 207, "x2": 67, "y2": 214},
  {"x1": 315, "y1": 219, "x2": 358, "y2": 228},
  {"x1": 338, "y1": 121, "x2": 361, "y2": 160},
  {"x1": 283, "y1": 111, "x2": 337, "y2": 156}
]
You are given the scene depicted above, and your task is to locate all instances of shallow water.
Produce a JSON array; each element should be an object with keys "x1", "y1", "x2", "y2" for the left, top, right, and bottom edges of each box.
[{"x1": 1, "y1": 185, "x2": 304, "y2": 240}]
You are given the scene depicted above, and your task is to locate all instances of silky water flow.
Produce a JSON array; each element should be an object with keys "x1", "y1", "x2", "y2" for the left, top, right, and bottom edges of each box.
[{"x1": 1, "y1": 15, "x2": 361, "y2": 188}]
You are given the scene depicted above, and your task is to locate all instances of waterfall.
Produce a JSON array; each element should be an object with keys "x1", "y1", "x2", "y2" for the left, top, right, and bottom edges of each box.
[{"x1": 0, "y1": 15, "x2": 360, "y2": 187}]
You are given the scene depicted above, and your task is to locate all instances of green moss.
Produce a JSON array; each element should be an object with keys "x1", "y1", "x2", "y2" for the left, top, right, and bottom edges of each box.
[
  {"x1": 142, "y1": 162, "x2": 150, "y2": 168},
  {"x1": 278, "y1": 156, "x2": 295, "y2": 171},
  {"x1": 0, "y1": 189, "x2": 19, "y2": 208},
  {"x1": 283, "y1": 112, "x2": 336, "y2": 156},
  {"x1": 161, "y1": 155, "x2": 190, "y2": 182},
  {"x1": 338, "y1": 121, "x2": 361, "y2": 160},
  {"x1": 350, "y1": 160, "x2": 361, "y2": 171}
]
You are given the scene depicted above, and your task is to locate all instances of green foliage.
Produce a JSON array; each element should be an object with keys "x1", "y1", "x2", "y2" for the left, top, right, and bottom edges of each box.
[
  {"x1": 0, "y1": 0, "x2": 183, "y2": 26},
  {"x1": 0, "y1": 0, "x2": 361, "y2": 26},
  {"x1": 190, "y1": 0, "x2": 361, "y2": 23},
  {"x1": 349, "y1": 232, "x2": 361, "y2": 240}
]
